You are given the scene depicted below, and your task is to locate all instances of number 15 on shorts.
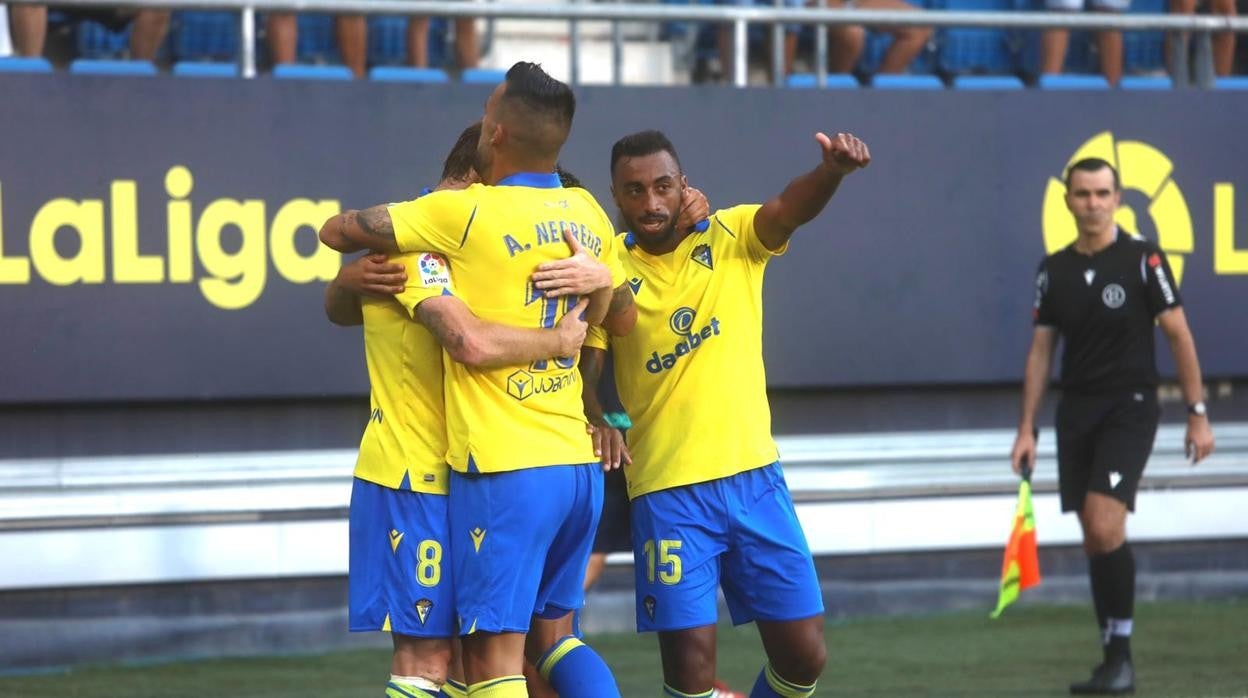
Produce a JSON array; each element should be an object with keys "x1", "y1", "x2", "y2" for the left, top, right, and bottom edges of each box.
[{"x1": 643, "y1": 539, "x2": 682, "y2": 584}]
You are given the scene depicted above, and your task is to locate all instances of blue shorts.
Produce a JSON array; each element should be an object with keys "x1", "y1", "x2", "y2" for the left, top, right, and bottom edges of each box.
[
  {"x1": 450, "y1": 464, "x2": 603, "y2": 635},
  {"x1": 348, "y1": 478, "x2": 456, "y2": 638},
  {"x1": 630, "y1": 463, "x2": 824, "y2": 633}
]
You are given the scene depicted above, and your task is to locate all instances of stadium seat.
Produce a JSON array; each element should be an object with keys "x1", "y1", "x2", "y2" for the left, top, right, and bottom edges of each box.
[
  {"x1": 0, "y1": 56, "x2": 54, "y2": 73},
  {"x1": 76, "y1": 20, "x2": 131, "y2": 59},
  {"x1": 272, "y1": 64, "x2": 355, "y2": 80},
  {"x1": 1214, "y1": 77, "x2": 1248, "y2": 89},
  {"x1": 1119, "y1": 75, "x2": 1172, "y2": 90},
  {"x1": 172, "y1": 11, "x2": 239, "y2": 63},
  {"x1": 935, "y1": 0, "x2": 1016, "y2": 74},
  {"x1": 785, "y1": 73, "x2": 859, "y2": 88},
  {"x1": 952, "y1": 75, "x2": 1024, "y2": 89},
  {"x1": 172, "y1": 61, "x2": 240, "y2": 78},
  {"x1": 1038, "y1": 74, "x2": 1111, "y2": 89},
  {"x1": 872, "y1": 73, "x2": 944, "y2": 89},
  {"x1": 367, "y1": 16, "x2": 407, "y2": 66},
  {"x1": 296, "y1": 15, "x2": 338, "y2": 63},
  {"x1": 369, "y1": 66, "x2": 451, "y2": 83},
  {"x1": 461, "y1": 67, "x2": 506, "y2": 84},
  {"x1": 69, "y1": 59, "x2": 159, "y2": 76},
  {"x1": 1123, "y1": 0, "x2": 1166, "y2": 74}
]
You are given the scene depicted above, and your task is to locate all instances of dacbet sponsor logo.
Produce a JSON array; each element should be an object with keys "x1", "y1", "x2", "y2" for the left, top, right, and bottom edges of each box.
[
  {"x1": 646, "y1": 307, "x2": 722, "y2": 374},
  {"x1": 417, "y1": 253, "x2": 450, "y2": 287},
  {"x1": 506, "y1": 368, "x2": 578, "y2": 401},
  {"x1": 1042, "y1": 132, "x2": 1193, "y2": 283}
]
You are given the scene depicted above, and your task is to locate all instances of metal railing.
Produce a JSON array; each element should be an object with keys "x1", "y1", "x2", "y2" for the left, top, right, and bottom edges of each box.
[{"x1": 9, "y1": 0, "x2": 1248, "y2": 86}]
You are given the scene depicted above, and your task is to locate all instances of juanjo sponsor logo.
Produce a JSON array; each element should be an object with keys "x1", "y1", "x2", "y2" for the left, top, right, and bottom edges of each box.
[
  {"x1": 506, "y1": 368, "x2": 578, "y2": 401},
  {"x1": 646, "y1": 306, "x2": 721, "y2": 374}
]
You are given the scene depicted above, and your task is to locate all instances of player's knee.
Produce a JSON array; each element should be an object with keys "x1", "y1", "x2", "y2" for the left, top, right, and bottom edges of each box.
[
  {"x1": 1082, "y1": 519, "x2": 1125, "y2": 554},
  {"x1": 780, "y1": 634, "x2": 827, "y2": 684}
]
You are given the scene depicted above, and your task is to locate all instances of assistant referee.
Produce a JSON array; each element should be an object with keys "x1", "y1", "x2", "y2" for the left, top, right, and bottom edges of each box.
[{"x1": 1009, "y1": 157, "x2": 1215, "y2": 696}]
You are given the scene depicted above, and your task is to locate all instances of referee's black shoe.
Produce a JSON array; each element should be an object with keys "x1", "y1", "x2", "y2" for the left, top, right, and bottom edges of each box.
[{"x1": 1069, "y1": 657, "x2": 1135, "y2": 695}]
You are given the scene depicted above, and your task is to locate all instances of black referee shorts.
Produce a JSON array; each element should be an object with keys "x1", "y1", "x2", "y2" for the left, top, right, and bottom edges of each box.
[
  {"x1": 592, "y1": 467, "x2": 632, "y2": 554},
  {"x1": 1056, "y1": 389, "x2": 1160, "y2": 513}
]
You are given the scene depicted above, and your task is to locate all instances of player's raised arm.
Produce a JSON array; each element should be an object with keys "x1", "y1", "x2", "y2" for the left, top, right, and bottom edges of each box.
[
  {"x1": 753, "y1": 131, "x2": 871, "y2": 251},
  {"x1": 320, "y1": 205, "x2": 400, "y2": 254},
  {"x1": 414, "y1": 295, "x2": 588, "y2": 369}
]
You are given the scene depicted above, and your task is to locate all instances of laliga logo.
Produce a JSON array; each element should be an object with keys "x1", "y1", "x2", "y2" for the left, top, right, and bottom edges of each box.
[{"x1": 1042, "y1": 132, "x2": 1194, "y2": 284}]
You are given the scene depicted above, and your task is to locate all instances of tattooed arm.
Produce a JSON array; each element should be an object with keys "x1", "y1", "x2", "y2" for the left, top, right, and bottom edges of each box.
[
  {"x1": 319, "y1": 205, "x2": 399, "y2": 254},
  {"x1": 602, "y1": 284, "x2": 637, "y2": 337},
  {"x1": 414, "y1": 295, "x2": 589, "y2": 369}
]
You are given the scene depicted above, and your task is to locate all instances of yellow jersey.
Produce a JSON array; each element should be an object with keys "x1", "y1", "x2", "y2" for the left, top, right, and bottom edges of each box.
[
  {"x1": 387, "y1": 173, "x2": 625, "y2": 473},
  {"x1": 352, "y1": 251, "x2": 452, "y2": 494},
  {"x1": 586, "y1": 205, "x2": 784, "y2": 499}
]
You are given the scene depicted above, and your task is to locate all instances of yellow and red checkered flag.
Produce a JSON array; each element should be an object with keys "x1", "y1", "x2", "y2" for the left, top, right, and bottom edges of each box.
[{"x1": 991, "y1": 460, "x2": 1041, "y2": 618}]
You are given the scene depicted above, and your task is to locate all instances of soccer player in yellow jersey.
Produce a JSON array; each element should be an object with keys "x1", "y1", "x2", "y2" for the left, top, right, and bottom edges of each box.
[
  {"x1": 324, "y1": 122, "x2": 592, "y2": 698},
  {"x1": 320, "y1": 63, "x2": 632, "y2": 697},
  {"x1": 581, "y1": 129, "x2": 870, "y2": 698}
]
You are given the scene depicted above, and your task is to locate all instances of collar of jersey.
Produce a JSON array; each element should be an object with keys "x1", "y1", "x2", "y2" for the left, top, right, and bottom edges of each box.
[{"x1": 496, "y1": 172, "x2": 562, "y2": 188}]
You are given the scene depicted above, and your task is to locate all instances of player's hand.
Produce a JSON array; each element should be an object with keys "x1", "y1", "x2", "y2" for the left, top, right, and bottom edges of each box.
[
  {"x1": 816, "y1": 132, "x2": 870, "y2": 177},
  {"x1": 1010, "y1": 428, "x2": 1037, "y2": 476},
  {"x1": 1185, "y1": 416, "x2": 1215, "y2": 465},
  {"x1": 588, "y1": 422, "x2": 632, "y2": 471},
  {"x1": 676, "y1": 186, "x2": 710, "y2": 233},
  {"x1": 554, "y1": 298, "x2": 590, "y2": 357},
  {"x1": 338, "y1": 253, "x2": 406, "y2": 297},
  {"x1": 531, "y1": 229, "x2": 612, "y2": 297}
]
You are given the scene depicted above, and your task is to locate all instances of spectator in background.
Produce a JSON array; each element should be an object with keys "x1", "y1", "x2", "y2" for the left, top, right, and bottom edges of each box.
[
  {"x1": 6, "y1": 6, "x2": 170, "y2": 60},
  {"x1": 1040, "y1": 0, "x2": 1127, "y2": 85},
  {"x1": 823, "y1": 0, "x2": 931, "y2": 74},
  {"x1": 267, "y1": 13, "x2": 366, "y2": 78},
  {"x1": 1168, "y1": 0, "x2": 1237, "y2": 77},
  {"x1": 407, "y1": 15, "x2": 478, "y2": 69}
]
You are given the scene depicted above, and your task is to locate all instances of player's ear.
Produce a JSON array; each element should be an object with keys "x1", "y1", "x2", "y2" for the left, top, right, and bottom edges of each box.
[{"x1": 680, "y1": 174, "x2": 689, "y2": 190}]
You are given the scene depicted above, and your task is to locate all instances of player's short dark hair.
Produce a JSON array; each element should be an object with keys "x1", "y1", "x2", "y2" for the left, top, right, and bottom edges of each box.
[
  {"x1": 1065, "y1": 158, "x2": 1121, "y2": 191},
  {"x1": 610, "y1": 130, "x2": 682, "y2": 177},
  {"x1": 441, "y1": 121, "x2": 482, "y2": 182},
  {"x1": 555, "y1": 165, "x2": 582, "y2": 188},
  {"x1": 499, "y1": 62, "x2": 575, "y2": 157}
]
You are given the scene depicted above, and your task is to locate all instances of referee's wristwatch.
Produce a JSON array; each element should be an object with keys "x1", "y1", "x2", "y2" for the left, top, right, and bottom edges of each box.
[{"x1": 1187, "y1": 401, "x2": 1208, "y2": 417}]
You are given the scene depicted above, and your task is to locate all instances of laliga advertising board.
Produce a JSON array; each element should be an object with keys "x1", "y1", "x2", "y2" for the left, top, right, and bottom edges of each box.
[{"x1": 0, "y1": 80, "x2": 1245, "y2": 403}]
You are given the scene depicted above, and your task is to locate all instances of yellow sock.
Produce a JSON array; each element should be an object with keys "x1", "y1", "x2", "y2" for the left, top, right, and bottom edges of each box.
[{"x1": 467, "y1": 674, "x2": 526, "y2": 697}]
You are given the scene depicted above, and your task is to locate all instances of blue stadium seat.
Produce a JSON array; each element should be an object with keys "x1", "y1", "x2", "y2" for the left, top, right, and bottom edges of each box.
[
  {"x1": 173, "y1": 61, "x2": 240, "y2": 78},
  {"x1": 1119, "y1": 75, "x2": 1172, "y2": 89},
  {"x1": 1038, "y1": 73, "x2": 1111, "y2": 89},
  {"x1": 857, "y1": 31, "x2": 936, "y2": 76},
  {"x1": 69, "y1": 59, "x2": 159, "y2": 76},
  {"x1": 1214, "y1": 77, "x2": 1248, "y2": 89},
  {"x1": 952, "y1": 75, "x2": 1024, "y2": 89},
  {"x1": 76, "y1": 20, "x2": 131, "y2": 59},
  {"x1": 296, "y1": 15, "x2": 338, "y2": 63},
  {"x1": 872, "y1": 73, "x2": 944, "y2": 89},
  {"x1": 367, "y1": 16, "x2": 408, "y2": 67},
  {"x1": 272, "y1": 63, "x2": 354, "y2": 80},
  {"x1": 1123, "y1": 0, "x2": 1166, "y2": 74},
  {"x1": 1013, "y1": 0, "x2": 1096, "y2": 76},
  {"x1": 0, "y1": 57, "x2": 54, "y2": 73},
  {"x1": 461, "y1": 68, "x2": 506, "y2": 84},
  {"x1": 785, "y1": 72, "x2": 860, "y2": 88},
  {"x1": 172, "y1": 11, "x2": 239, "y2": 63},
  {"x1": 935, "y1": 0, "x2": 1015, "y2": 74},
  {"x1": 369, "y1": 66, "x2": 450, "y2": 82}
]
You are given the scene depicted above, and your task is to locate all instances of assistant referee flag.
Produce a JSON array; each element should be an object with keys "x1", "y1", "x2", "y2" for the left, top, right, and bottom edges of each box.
[{"x1": 991, "y1": 461, "x2": 1041, "y2": 618}]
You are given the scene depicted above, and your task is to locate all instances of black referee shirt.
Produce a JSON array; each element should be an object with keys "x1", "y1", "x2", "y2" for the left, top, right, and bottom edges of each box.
[{"x1": 1033, "y1": 229, "x2": 1182, "y2": 394}]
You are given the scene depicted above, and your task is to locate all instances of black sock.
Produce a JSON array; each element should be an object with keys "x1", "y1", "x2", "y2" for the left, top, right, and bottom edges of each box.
[
  {"x1": 1091, "y1": 543, "x2": 1135, "y2": 663},
  {"x1": 1088, "y1": 554, "x2": 1110, "y2": 658}
]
